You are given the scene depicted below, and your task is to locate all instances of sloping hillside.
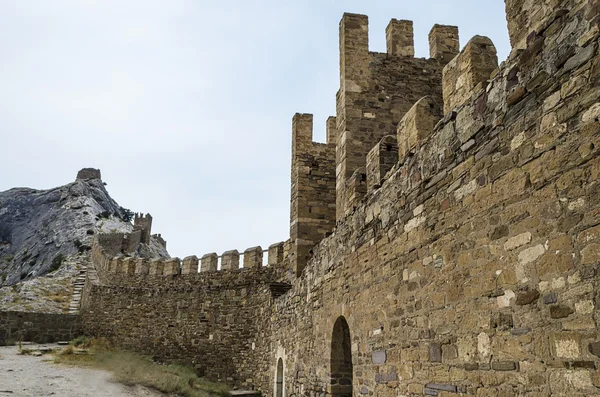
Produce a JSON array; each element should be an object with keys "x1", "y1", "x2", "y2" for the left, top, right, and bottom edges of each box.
[{"x1": 0, "y1": 168, "x2": 168, "y2": 312}]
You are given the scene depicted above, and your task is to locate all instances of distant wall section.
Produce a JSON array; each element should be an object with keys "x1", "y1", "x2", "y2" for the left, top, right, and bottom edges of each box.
[{"x1": 0, "y1": 311, "x2": 81, "y2": 346}]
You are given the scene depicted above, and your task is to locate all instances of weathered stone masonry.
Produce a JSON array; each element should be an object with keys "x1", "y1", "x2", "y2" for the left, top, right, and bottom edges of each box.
[
  {"x1": 81, "y1": 1, "x2": 600, "y2": 396},
  {"x1": 0, "y1": 311, "x2": 80, "y2": 346},
  {"x1": 266, "y1": 1, "x2": 600, "y2": 396},
  {"x1": 82, "y1": 239, "x2": 285, "y2": 386}
]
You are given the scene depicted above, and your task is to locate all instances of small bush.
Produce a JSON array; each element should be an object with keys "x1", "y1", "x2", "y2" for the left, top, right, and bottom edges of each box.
[
  {"x1": 86, "y1": 229, "x2": 95, "y2": 235},
  {"x1": 119, "y1": 206, "x2": 135, "y2": 223},
  {"x1": 49, "y1": 254, "x2": 65, "y2": 272},
  {"x1": 97, "y1": 211, "x2": 111, "y2": 220},
  {"x1": 0, "y1": 273, "x2": 6, "y2": 283}
]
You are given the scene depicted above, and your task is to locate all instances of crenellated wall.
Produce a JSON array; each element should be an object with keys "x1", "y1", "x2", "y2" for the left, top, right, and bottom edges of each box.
[
  {"x1": 134, "y1": 213, "x2": 153, "y2": 245},
  {"x1": 81, "y1": 1, "x2": 600, "y2": 396},
  {"x1": 290, "y1": 114, "x2": 337, "y2": 275},
  {"x1": 265, "y1": 1, "x2": 600, "y2": 396},
  {"x1": 335, "y1": 14, "x2": 459, "y2": 221},
  {"x1": 82, "y1": 236, "x2": 287, "y2": 388}
]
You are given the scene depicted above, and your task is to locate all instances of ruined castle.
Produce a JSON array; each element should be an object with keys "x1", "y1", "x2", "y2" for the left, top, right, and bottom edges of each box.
[{"x1": 79, "y1": 0, "x2": 600, "y2": 395}]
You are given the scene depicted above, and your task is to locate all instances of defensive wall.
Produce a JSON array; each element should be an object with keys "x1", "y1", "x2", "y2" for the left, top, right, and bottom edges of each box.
[
  {"x1": 0, "y1": 311, "x2": 81, "y2": 346},
  {"x1": 82, "y1": 236, "x2": 288, "y2": 385},
  {"x1": 81, "y1": 0, "x2": 600, "y2": 396}
]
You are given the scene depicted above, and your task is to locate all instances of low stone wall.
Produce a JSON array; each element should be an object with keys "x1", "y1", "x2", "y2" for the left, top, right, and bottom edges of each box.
[{"x1": 0, "y1": 311, "x2": 81, "y2": 345}]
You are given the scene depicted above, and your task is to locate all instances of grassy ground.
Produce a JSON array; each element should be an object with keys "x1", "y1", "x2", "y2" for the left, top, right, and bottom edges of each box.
[{"x1": 54, "y1": 337, "x2": 230, "y2": 397}]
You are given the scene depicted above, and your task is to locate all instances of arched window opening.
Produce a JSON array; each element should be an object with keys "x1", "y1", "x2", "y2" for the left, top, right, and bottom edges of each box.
[
  {"x1": 275, "y1": 357, "x2": 284, "y2": 397},
  {"x1": 330, "y1": 316, "x2": 353, "y2": 397}
]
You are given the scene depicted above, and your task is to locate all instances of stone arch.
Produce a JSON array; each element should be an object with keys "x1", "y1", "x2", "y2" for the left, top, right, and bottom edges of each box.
[
  {"x1": 330, "y1": 316, "x2": 353, "y2": 397},
  {"x1": 275, "y1": 357, "x2": 284, "y2": 397}
]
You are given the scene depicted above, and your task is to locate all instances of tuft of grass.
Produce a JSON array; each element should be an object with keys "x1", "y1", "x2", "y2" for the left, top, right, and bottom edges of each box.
[
  {"x1": 55, "y1": 338, "x2": 229, "y2": 397},
  {"x1": 59, "y1": 345, "x2": 75, "y2": 356},
  {"x1": 71, "y1": 335, "x2": 91, "y2": 348},
  {"x1": 17, "y1": 344, "x2": 33, "y2": 355}
]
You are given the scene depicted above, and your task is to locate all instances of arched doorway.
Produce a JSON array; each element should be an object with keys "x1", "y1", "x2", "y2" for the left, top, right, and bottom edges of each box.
[
  {"x1": 275, "y1": 357, "x2": 284, "y2": 397},
  {"x1": 330, "y1": 316, "x2": 353, "y2": 397}
]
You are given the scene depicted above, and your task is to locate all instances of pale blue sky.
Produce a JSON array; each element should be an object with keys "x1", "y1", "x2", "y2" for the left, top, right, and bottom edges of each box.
[{"x1": 0, "y1": 1, "x2": 510, "y2": 258}]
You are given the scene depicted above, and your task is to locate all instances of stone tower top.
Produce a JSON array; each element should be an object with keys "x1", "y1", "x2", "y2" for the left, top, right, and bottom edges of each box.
[
  {"x1": 76, "y1": 168, "x2": 102, "y2": 181},
  {"x1": 134, "y1": 213, "x2": 153, "y2": 245}
]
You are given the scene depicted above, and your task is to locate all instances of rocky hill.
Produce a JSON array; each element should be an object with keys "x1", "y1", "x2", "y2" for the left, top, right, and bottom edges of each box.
[{"x1": 0, "y1": 168, "x2": 169, "y2": 290}]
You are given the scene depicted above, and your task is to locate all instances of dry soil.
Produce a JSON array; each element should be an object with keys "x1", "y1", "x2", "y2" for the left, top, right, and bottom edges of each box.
[{"x1": 0, "y1": 344, "x2": 166, "y2": 397}]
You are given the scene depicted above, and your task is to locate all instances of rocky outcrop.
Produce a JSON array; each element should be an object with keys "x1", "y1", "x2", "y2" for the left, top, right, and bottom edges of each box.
[{"x1": 0, "y1": 169, "x2": 168, "y2": 287}]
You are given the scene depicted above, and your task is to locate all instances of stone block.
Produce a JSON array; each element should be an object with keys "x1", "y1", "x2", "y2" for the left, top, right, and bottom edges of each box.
[
  {"x1": 149, "y1": 259, "x2": 164, "y2": 276},
  {"x1": 543, "y1": 292, "x2": 558, "y2": 304},
  {"x1": 442, "y1": 36, "x2": 498, "y2": 113},
  {"x1": 243, "y1": 246, "x2": 263, "y2": 269},
  {"x1": 397, "y1": 96, "x2": 441, "y2": 161},
  {"x1": 429, "y1": 24, "x2": 459, "y2": 65},
  {"x1": 372, "y1": 350, "x2": 386, "y2": 364},
  {"x1": 504, "y1": 232, "x2": 532, "y2": 251},
  {"x1": 134, "y1": 258, "x2": 149, "y2": 275},
  {"x1": 221, "y1": 250, "x2": 240, "y2": 271},
  {"x1": 326, "y1": 116, "x2": 337, "y2": 145},
  {"x1": 112, "y1": 257, "x2": 123, "y2": 274},
  {"x1": 429, "y1": 342, "x2": 442, "y2": 362},
  {"x1": 344, "y1": 168, "x2": 367, "y2": 217},
  {"x1": 491, "y1": 361, "x2": 518, "y2": 371},
  {"x1": 267, "y1": 242, "x2": 284, "y2": 266},
  {"x1": 200, "y1": 253, "x2": 218, "y2": 272},
  {"x1": 386, "y1": 19, "x2": 414, "y2": 57},
  {"x1": 551, "y1": 333, "x2": 582, "y2": 359},
  {"x1": 366, "y1": 135, "x2": 398, "y2": 191},
  {"x1": 163, "y1": 258, "x2": 181, "y2": 276},
  {"x1": 181, "y1": 256, "x2": 199, "y2": 275},
  {"x1": 550, "y1": 305, "x2": 574, "y2": 319},
  {"x1": 515, "y1": 289, "x2": 540, "y2": 305},
  {"x1": 588, "y1": 341, "x2": 600, "y2": 358},
  {"x1": 426, "y1": 383, "x2": 457, "y2": 392},
  {"x1": 123, "y1": 257, "x2": 136, "y2": 276}
]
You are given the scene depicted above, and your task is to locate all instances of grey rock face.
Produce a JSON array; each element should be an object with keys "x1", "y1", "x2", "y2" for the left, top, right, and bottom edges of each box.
[{"x1": 0, "y1": 177, "x2": 168, "y2": 286}]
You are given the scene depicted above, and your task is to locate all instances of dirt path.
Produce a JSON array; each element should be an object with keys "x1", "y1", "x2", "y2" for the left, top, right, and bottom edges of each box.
[{"x1": 0, "y1": 344, "x2": 167, "y2": 397}]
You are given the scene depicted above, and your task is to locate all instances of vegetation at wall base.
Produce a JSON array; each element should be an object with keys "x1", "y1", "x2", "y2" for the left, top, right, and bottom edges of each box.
[{"x1": 54, "y1": 337, "x2": 230, "y2": 397}]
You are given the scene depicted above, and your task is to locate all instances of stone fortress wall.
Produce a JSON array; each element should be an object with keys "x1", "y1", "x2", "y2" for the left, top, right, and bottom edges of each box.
[
  {"x1": 0, "y1": 311, "x2": 80, "y2": 346},
  {"x1": 82, "y1": 234, "x2": 287, "y2": 385},
  {"x1": 81, "y1": 0, "x2": 600, "y2": 395}
]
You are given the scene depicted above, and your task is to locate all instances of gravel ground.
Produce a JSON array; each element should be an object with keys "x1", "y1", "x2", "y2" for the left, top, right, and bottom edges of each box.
[{"x1": 0, "y1": 344, "x2": 167, "y2": 397}]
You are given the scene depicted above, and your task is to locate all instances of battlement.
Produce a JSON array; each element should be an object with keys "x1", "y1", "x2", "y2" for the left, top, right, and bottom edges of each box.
[
  {"x1": 386, "y1": 19, "x2": 414, "y2": 57},
  {"x1": 290, "y1": 113, "x2": 336, "y2": 275},
  {"x1": 290, "y1": 14, "x2": 464, "y2": 271},
  {"x1": 152, "y1": 233, "x2": 167, "y2": 249},
  {"x1": 336, "y1": 14, "x2": 459, "y2": 222},
  {"x1": 442, "y1": 36, "x2": 498, "y2": 113},
  {"x1": 92, "y1": 234, "x2": 286, "y2": 285}
]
